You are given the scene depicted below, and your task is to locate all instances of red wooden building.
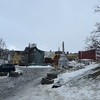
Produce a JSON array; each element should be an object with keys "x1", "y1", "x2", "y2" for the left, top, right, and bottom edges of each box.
[{"x1": 78, "y1": 49, "x2": 96, "y2": 60}]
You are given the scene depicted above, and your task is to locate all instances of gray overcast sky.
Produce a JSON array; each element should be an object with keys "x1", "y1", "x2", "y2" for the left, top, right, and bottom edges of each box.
[{"x1": 0, "y1": 0, "x2": 100, "y2": 53}]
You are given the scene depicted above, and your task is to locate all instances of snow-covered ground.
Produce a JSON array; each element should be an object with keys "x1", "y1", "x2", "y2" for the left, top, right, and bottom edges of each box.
[
  {"x1": 1, "y1": 61, "x2": 100, "y2": 100},
  {"x1": 15, "y1": 65, "x2": 52, "y2": 69}
]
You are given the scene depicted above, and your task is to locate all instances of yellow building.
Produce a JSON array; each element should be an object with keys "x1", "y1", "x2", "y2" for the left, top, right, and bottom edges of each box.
[
  {"x1": 67, "y1": 53, "x2": 78, "y2": 61},
  {"x1": 12, "y1": 51, "x2": 22, "y2": 65}
]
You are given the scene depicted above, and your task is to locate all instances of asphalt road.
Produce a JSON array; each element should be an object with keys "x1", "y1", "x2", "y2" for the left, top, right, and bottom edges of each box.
[{"x1": 0, "y1": 67, "x2": 52, "y2": 100}]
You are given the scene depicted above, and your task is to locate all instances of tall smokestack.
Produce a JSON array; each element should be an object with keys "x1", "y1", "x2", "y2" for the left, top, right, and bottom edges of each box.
[{"x1": 62, "y1": 41, "x2": 64, "y2": 53}]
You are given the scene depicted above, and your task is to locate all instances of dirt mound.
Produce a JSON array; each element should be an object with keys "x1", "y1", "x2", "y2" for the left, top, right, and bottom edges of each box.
[{"x1": 88, "y1": 66, "x2": 100, "y2": 79}]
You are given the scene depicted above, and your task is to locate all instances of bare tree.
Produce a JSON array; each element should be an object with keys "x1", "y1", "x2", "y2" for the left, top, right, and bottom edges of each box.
[
  {"x1": 85, "y1": 31, "x2": 100, "y2": 50},
  {"x1": 95, "y1": 5, "x2": 100, "y2": 12},
  {"x1": 0, "y1": 38, "x2": 7, "y2": 63},
  {"x1": 85, "y1": 6, "x2": 100, "y2": 50},
  {"x1": 0, "y1": 38, "x2": 6, "y2": 49}
]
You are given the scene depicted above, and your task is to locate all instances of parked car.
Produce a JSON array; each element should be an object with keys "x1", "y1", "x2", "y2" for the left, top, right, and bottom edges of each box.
[{"x1": 0, "y1": 64, "x2": 15, "y2": 72}]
